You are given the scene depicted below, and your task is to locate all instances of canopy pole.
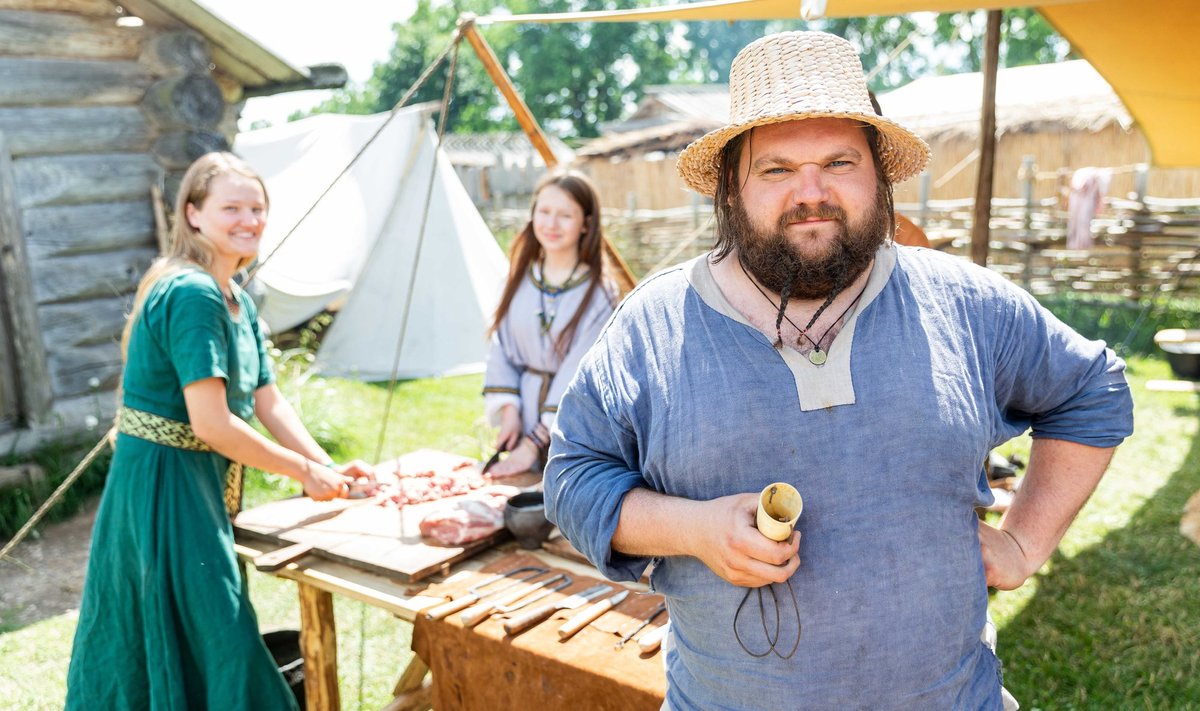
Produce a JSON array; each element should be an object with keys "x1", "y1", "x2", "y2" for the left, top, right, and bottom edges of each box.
[
  {"x1": 458, "y1": 13, "x2": 639, "y2": 290},
  {"x1": 459, "y1": 14, "x2": 558, "y2": 168},
  {"x1": 970, "y1": 9, "x2": 1002, "y2": 267}
]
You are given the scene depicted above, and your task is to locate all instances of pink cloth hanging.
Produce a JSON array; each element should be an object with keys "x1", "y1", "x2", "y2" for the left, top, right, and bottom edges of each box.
[{"x1": 1066, "y1": 167, "x2": 1112, "y2": 250}]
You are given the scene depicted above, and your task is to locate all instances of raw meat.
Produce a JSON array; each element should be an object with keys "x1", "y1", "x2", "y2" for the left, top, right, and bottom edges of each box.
[
  {"x1": 375, "y1": 450, "x2": 488, "y2": 507},
  {"x1": 419, "y1": 486, "x2": 521, "y2": 545}
]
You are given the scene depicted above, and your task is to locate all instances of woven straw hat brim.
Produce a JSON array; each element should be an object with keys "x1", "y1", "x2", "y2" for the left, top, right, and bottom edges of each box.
[{"x1": 677, "y1": 111, "x2": 931, "y2": 198}]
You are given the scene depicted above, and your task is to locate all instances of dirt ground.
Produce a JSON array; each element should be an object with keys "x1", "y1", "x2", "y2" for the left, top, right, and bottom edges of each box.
[{"x1": 0, "y1": 499, "x2": 97, "y2": 629}]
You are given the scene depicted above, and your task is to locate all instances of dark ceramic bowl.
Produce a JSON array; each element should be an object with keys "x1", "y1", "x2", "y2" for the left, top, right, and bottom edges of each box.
[
  {"x1": 504, "y1": 491, "x2": 555, "y2": 550},
  {"x1": 1160, "y1": 341, "x2": 1200, "y2": 380}
]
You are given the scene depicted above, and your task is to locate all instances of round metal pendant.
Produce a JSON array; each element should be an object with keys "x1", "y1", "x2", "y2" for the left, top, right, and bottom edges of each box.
[{"x1": 808, "y1": 349, "x2": 828, "y2": 366}]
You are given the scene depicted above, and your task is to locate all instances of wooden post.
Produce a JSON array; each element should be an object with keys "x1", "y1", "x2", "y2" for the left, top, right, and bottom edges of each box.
[
  {"x1": 459, "y1": 17, "x2": 557, "y2": 170},
  {"x1": 0, "y1": 134, "x2": 52, "y2": 421},
  {"x1": 917, "y1": 171, "x2": 931, "y2": 228},
  {"x1": 298, "y1": 582, "x2": 340, "y2": 711},
  {"x1": 1019, "y1": 155, "x2": 1035, "y2": 290},
  {"x1": 970, "y1": 10, "x2": 1002, "y2": 268},
  {"x1": 385, "y1": 655, "x2": 432, "y2": 711}
]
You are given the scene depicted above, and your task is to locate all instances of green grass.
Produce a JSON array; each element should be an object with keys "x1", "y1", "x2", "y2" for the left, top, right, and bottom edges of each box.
[{"x1": 4, "y1": 353, "x2": 1200, "y2": 709}]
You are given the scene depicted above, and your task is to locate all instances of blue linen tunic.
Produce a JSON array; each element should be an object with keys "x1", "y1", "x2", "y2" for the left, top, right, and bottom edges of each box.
[{"x1": 545, "y1": 245, "x2": 1133, "y2": 710}]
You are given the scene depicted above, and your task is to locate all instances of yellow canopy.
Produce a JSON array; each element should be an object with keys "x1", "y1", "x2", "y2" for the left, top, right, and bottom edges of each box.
[{"x1": 480, "y1": 0, "x2": 1200, "y2": 168}]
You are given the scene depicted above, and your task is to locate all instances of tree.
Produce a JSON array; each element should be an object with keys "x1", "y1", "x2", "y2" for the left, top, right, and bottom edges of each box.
[
  {"x1": 299, "y1": 0, "x2": 517, "y2": 132},
  {"x1": 506, "y1": 0, "x2": 690, "y2": 138}
]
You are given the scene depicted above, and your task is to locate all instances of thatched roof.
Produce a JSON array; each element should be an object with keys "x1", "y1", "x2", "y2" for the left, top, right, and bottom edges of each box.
[
  {"x1": 594, "y1": 60, "x2": 1132, "y2": 157},
  {"x1": 875, "y1": 60, "x2": 1133, "y2": 140},
  {"x1": 577, "y1": 119, "x2": 717, "y2": 159}
]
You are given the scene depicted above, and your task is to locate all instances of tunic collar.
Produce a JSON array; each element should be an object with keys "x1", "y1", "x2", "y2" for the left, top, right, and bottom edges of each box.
[{"x1": 684, "y1": 244, "x2": 898, "y2": 411}]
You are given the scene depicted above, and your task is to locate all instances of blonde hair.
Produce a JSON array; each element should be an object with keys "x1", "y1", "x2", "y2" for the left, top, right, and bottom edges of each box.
[{"x1": 120, "y1": 152, "x2": 268, "y2": 357}]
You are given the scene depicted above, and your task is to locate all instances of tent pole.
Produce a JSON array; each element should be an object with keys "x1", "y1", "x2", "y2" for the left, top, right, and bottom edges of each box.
[
  {"x1": 970, "y1": 9, "x2": 1002, "y2": 267},
  {"x1": 459, "y1": 16, "x2": 559, "y2": 168},
  {"x1": 458, "y1": 14, "x2": 639, "y2": 290}
]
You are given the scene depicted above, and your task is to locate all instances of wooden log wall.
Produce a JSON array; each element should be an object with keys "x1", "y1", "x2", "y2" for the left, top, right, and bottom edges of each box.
[{"x1": 0, "y1": 3, "x2": 236, "y2": 419}]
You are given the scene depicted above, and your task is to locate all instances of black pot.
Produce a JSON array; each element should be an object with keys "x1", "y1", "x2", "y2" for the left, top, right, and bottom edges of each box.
[
  {"x1": 1159, "y1": 341, "x2": 1200, "y2": 380},
  {"x1": 263, "y1": 629, "x2": 305, "y2": 707},
  {"x1": 504, "y1": 491, "x2": 555, "y2": 549}
]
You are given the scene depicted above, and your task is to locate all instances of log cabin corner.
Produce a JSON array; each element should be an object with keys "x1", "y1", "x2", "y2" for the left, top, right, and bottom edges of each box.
[{"x1": 0, "y1": 0, "x2": 347, "y2": 455}]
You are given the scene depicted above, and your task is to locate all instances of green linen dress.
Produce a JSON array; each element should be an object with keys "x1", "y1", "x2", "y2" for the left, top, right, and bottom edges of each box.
[{"x1": 66, "y1": 270, "x2": 298, "y2": 710}]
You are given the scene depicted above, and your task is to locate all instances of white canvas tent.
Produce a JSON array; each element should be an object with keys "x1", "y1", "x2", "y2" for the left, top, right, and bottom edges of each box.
[{"x1": 234, "y1": 106, "x2": 509, "y2": 380}]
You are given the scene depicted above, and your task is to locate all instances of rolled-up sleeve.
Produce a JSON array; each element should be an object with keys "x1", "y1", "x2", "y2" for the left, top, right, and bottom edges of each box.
[
  {"x1": 545, "y1": 344, "x2": 653, "y2": 583},
  {"x1": 992, "y1": 284, "x2": 1134, "y2": 448},
  {"x1": 482, "y1": 331, "x2": 522, "y2": 427}
]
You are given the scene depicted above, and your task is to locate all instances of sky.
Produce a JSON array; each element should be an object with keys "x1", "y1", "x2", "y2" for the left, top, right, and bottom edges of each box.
[{"x1": 197, "y1": 0, "x2": 417, "y2": 128}]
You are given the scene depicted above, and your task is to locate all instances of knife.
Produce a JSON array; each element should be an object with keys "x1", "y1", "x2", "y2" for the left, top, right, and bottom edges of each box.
[
  {"x1": 637, "y1": 622, "x2": 669, "y2": 652},
  {"x1": 557, "y1": 589, "x2": 629, "y2": 640},
  {"x1": 502, "y1": 583, "x2": 612, "y2": 635}
]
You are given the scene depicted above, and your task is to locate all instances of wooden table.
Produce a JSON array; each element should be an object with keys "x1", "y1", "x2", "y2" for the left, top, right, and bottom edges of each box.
[{"x1": 235, "y1": 534, "x2": 646, "y2": 711}]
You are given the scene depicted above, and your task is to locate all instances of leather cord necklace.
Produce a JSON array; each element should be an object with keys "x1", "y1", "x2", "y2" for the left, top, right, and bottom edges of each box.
[
  {"x1": 536, "y1": 257, "x2": 582, "y2": 335},
  {"x1": 739, "y1": 260, "x2": 869, "y2": 366}
]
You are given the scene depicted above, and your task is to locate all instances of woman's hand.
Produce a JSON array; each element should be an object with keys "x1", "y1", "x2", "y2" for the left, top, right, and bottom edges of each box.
[
  {"x1": 300, "y1": 461, "x2": 354, "y2": 502},
  {"x1": 488, "y1": 437, "x2": 539, "y2": 477},
  {"x1": 495, "y1": 405, "x2": 522, "y2": 452}
]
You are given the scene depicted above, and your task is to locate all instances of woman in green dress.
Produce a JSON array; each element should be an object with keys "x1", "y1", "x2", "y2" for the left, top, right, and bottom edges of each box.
[{"x1": 66, "y1": 152, "x2": 372, "y2": 710}]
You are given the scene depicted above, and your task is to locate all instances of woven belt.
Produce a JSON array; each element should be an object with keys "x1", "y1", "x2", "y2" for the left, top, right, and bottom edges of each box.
[{"x1": 117, "y1": 406, "x2": 243, "y2": 518}]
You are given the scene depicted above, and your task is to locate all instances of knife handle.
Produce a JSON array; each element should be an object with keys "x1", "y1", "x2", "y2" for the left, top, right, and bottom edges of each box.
[
  {"x1": 424, "y1": 593, "x2": 479, "y2": 620},
  {"x1": 503, "y1": 601, "x2": 556, "y2": 635},
  {"x1": 459, "y1": 601, "x2": 497, "y2": 627},
  {"x1": 557, "y1": 599, "x2": 613, "y2": 640},
  {"x1": 637, "y1": 623, "x2": 668, "y2": 652}
]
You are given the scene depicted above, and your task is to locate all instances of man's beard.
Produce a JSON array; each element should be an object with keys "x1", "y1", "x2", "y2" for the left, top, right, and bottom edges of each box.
[{"x1": 728, "y1": 182, "x2": 891, "y2": 300}]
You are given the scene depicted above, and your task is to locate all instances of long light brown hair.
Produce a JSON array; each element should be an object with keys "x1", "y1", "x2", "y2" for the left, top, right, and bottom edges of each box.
[
  {"x1": 120, "y1": 152, "x2": 268, "y2": 357},
  {"x1": 490, "y1": 168, "x2": 631, "y2": 358}
]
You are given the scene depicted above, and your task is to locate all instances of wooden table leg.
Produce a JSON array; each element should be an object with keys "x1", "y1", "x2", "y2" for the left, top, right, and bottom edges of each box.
[
  {"x1": 298, "y1": 582, "x2": 340, "y2": 711},
  {"x1": 383, "y1": 655, "x2": 431, "y2": 711}
]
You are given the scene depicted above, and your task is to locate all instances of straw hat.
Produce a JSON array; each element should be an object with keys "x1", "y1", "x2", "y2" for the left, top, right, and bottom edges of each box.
[{"x1": 676, "y1": 31, "x2": 930, "y2": 197}]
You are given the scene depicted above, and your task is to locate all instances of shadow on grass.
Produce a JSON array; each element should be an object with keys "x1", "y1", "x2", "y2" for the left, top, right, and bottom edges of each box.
[{"x1": 999, "y1": 400, "x2": 1200, "y2": 710}]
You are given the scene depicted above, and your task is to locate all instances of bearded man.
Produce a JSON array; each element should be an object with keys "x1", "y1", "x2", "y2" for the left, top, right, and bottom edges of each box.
[{"x1": 544, "y1": 31, "x2": 1132, "y2": 711}]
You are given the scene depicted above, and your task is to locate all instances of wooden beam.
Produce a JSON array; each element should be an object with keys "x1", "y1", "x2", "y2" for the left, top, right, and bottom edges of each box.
[
  {"x1": 0, "y1": 463, "x2": 45, "y2": 493},
  {"x1": 46, "y1": 342, "x2": 122, "y2": 397},
  {"x1": 0, "y1": 0, "x2": 116, "y2": 16},
  {"x1": 139, "y1": 29, "x2": 211, "y2": 76},
  {"x1": 459, "y1": 16, "x2": 637, "y2": 292},
  {"x1": 23, "y1": 200, "x2": 156, "y2": 260},
  {"x1": 0, "y1": 134, "x2": 53, "y2": 420},
  {"x1": 0, "y1": 106, "x2": 153, "y2": 157},
  {"x1": 298, "y1": 582, "x2": 340, "y2": 711},
  {"x1": 386, "y1": 655, "x2": 432, "y2": 711},
  {"x1": 152, "y1": 130, "x2": 228, "y2": 170},
  {"x1": 0, "y1": 9, "x2": 143, "y2": 61},
  {"x1": 0, "y1": 57, "x2": 153, "y2": 106},
  {"x1": 13, "y1": 153, "x2": 161, "y2": 209},
  {"x1": 39, "y1": 298, "x2": 127, "y2": 350},
  {"x1": 140, "y1": 73, "x2": 226, "y2": 130},
  {"x1": 32, "y1": 247, "x2": 155, "y2": 304},
  {"x1": 970, "y1": 10, "x2": 1002, "y2": 268},
  {"x1": 460, "y1": 19, "x2": 557, "y2": 169}
]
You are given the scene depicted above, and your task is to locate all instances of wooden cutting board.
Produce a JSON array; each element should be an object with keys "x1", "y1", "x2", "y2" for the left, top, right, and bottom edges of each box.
[{"x1": 234, "y1": 450, "x2": 541, "y2": 582}]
